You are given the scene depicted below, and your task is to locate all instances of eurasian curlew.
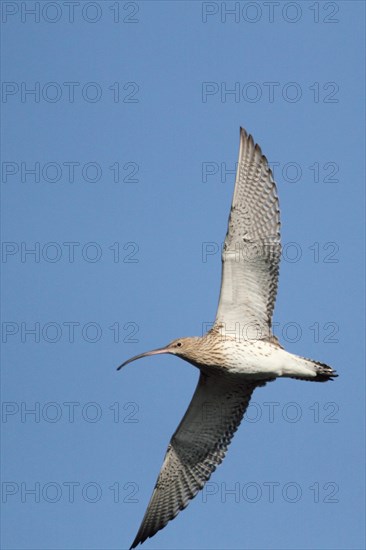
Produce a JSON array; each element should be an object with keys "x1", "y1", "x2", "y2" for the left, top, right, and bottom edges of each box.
[{"x1": 118, "y1": 128, "x2": 337, "y2": 549}]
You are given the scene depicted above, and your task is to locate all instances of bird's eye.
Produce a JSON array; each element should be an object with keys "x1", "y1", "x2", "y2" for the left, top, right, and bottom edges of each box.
[{"x1": 177, "y1": 342, "x2": 182, "y2": 347}]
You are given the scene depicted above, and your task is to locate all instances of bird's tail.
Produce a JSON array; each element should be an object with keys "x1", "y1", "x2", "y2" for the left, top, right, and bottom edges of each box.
[{"x1": 286, "y1": 356, "x2": 338, "y2": 382}]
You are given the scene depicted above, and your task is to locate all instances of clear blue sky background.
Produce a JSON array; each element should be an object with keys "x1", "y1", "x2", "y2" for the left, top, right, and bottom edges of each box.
[{"x1": 1, "y1": 1, "x2": 365, "y2": 549}]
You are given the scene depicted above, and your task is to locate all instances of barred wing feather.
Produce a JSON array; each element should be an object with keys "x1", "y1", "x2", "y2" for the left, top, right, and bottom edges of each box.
[
  {"x1": 215, "y1": 128, "x2": 281, "y2": 338},
  {"x1": 130, "y1": 373, "x2": 262, "y2": 548}
]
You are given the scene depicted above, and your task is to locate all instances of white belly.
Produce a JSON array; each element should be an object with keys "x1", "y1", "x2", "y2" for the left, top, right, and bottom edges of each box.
[{"x1": 212, "y1": 339, "x2": 308, "y2": 379}]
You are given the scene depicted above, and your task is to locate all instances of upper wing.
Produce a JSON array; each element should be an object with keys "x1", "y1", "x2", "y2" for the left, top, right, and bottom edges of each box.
[
  {"x1": 215, "y1": 128, "x2": 281, "y2": 339},
  {"x1": 130, "y1": 373, "x2": 263, "y2": 548}
]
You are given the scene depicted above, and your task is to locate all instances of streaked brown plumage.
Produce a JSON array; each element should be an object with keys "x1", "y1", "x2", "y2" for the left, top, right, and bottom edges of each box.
[{"x1": 118, "y1": 128, "x2": 337, "y2": 549}]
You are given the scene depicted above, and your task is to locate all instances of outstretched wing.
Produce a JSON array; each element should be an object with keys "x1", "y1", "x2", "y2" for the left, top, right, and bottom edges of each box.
[
  {"x1": 130, "y1": 373, "x2": 263, "y2": 548},
  {"x1": 215, "y1": 127, "x2": 281, "y2": 339}
]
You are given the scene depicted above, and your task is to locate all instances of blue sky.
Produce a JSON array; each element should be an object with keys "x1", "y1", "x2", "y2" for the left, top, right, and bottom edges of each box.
[{"x1": 1, "y1": 1, "x2": 365, "y2": 549}]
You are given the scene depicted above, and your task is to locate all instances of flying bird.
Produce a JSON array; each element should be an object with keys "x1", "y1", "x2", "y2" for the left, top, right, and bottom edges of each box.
[{"x1": 118, "y1": 128, "x2": 337, "y2": 549}]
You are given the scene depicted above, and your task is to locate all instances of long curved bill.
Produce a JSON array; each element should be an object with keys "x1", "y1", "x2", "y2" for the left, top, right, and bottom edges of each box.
[{"x1": 117, "y1": 347, "x2": 170, "y2": 371}]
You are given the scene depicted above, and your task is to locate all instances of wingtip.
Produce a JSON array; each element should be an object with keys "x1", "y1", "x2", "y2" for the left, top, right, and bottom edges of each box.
[
  {"x1": 240, "y1": 126, "x2": 256, "y2": 150},
  {"x1": 129, "y1": 534, "x2": 144, "y2": 549},
  {"x1": 240, "y1": 126, "x2": 249, "y2": 140},
  {"x1": 239, "y1": 127, "x2": 274, "y2": 179}
]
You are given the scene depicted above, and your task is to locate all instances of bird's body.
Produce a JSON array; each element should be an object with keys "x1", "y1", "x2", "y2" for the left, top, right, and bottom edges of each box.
[
  {"x1": 118, "y1": 128, "x2": 337, "y2": 549},
  {"x1": 165, "y1": 331, "x2": 332, "y2": 382}
]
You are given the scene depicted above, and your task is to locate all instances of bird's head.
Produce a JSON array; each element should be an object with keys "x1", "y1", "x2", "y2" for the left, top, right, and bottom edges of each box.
[{"x1": 117, "y1": 337, "x2": 201, "y2": 370}]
